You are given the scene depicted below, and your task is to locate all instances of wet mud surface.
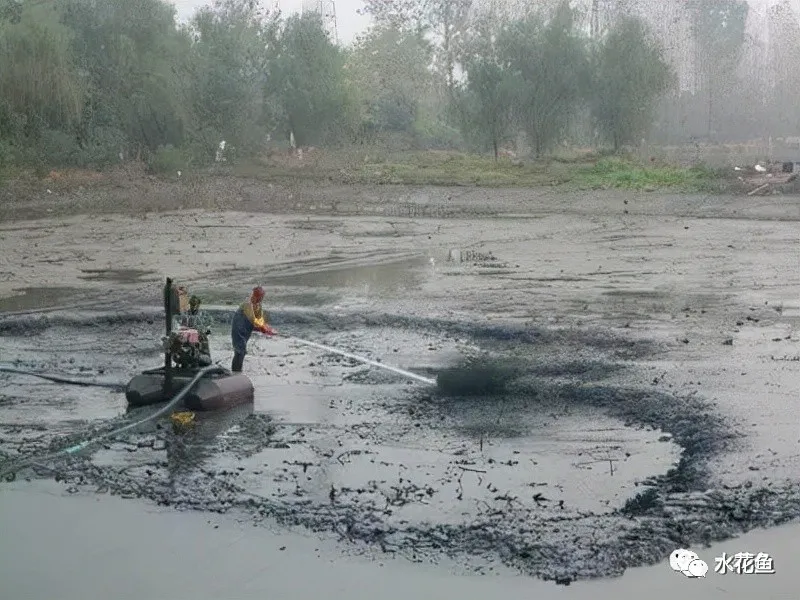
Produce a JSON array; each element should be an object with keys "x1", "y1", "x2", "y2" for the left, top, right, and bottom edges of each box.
[
  {"x1": 1, "y1": 307, "x2": 798, "y2": 583},
  {"x1": 1, "y1": 189, "x2": 800, "y2": 584}
]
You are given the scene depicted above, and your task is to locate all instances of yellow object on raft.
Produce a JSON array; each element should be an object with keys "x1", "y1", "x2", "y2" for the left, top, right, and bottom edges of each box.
[{"x1": 170, "y1": 411, "x2": 196, "y2": 431}]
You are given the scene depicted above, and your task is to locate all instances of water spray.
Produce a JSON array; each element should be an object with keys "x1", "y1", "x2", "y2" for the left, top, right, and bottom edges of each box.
[{"x1": 278, "y1": 334, "x2": 436, "y2": 386}]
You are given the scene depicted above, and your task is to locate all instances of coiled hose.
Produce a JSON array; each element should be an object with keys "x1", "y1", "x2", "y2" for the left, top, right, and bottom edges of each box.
[{"x1": 0, "y1": 364, "x2": 226, "y2": 481}]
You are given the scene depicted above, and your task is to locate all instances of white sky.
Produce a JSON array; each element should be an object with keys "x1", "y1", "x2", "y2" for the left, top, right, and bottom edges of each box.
[
  {"x1": 169, "y1": 0, "x2": 372, "y2": 45},
  {"x1": 168, "y1": 0, "x2": 800, "y2": 47}
]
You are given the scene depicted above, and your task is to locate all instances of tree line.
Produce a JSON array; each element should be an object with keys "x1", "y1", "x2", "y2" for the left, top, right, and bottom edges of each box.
[{"x1": 0, "y1": 0, "x2": 684, "y2": 170}]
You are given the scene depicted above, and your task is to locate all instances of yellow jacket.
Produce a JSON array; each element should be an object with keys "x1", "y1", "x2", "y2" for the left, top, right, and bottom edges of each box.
[{"x1": 239, "y1": 300, "x2": 266, "y2": 330}]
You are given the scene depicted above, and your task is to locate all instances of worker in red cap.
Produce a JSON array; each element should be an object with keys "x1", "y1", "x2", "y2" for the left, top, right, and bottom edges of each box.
[{"x1": 230, "y1": 286, "x2": 276, "y2": 372}]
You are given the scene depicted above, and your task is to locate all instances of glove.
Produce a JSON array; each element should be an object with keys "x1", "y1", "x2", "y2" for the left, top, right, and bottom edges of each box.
[{"x1": 260, "y1": 325, "x2": 276, "y2": 336}]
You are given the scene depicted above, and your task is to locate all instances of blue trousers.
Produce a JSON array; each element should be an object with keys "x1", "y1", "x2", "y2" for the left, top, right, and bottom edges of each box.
[{"x1": 231, "y1": 309, "x2": 254, "y2": 371}]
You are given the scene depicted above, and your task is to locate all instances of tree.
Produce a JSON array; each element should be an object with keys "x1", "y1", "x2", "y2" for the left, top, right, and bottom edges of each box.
[
  {"x1": 360, "y1": 0, "x2": 472, "y2": 94},
  {"x1": 457, "y1": 58, "x2": 516, "y2": 160},
  {"x1": 345, "y1": 26, "x2": 433, "y2": 136},
  {"x1": 269, "y1": 13, "x2": 351, "y2": 147},
  {"x1": 687, "y1": 0, "x2": 748, "y2": 139},
  {"x1": 428, "y1": 0, "x2": 472, "y2": 93},
  {"x1": 456, "y1": 10, "x2": 516, "y2": 160},
  {"x1": 0, "y1": 0, "x2": 22, "y2": 24},
  {"x1": 766, "y1": 1, "x2": 800, "y2": 135},
  {"x1": 185, "y1": 0, "x2": 278, "y2": 160},
  {"x1": 591, "y1": 16, "x2": 672, "y2": 151},
  {"x1": 358, "y1": 0, "x2": 427, "y2": 31},
  {"x1": 499, "y1": 2, "x2": 590, "y2": 157},
  {"x1": 0, "y1": 2, "x2": 89, "y2": 168},
  {"x1": 60, "y1": 0, "x2": 191, "y2": 158},
  {"x1": 0, "y1": 3, "x2": 84, "y2": 135}
]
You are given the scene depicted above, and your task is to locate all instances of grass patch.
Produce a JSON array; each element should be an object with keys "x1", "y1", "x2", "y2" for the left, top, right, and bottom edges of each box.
[
  {"x1": 148, "y1": 145, "x2": 191, "y2": 175},
  {"x1": 235, "y1": 149, "x2": 573, "y2": 187},
  {"x1": 350, "y1": 153, "x2": 553, "y2": 186},
  {"x1": 234, "y1": 149, "x2": 727, "y2": 191},
  {"x1": 1, "y1": 149, "x2": 729, "y2": 194},
  {"x1": 568, "y1": 157, "x2": 724, "y2": 192},
  {"x1": 0, "y1": 165, "x2": 23, "y2": 187}
]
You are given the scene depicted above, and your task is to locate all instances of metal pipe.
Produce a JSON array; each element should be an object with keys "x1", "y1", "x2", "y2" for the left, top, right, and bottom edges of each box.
[{"x1": 163, "y1": 277, "x2": 174, "y2": 392}]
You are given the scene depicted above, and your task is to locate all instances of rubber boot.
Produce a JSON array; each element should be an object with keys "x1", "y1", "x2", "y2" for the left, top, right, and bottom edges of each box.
[{"x1": 231, "y1": 352, "x2": 244, "y2": 373}]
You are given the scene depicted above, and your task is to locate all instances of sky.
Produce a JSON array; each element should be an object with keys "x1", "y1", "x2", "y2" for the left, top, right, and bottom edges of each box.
[
  {"x1": 169, "y1": 0, "x2": 800, "y2": 48},
  {"x1": 172, "y1": 0, "x2": 800, "y2": 40},
  {"x1": 170, "y1": 0, "x2": 372, "y2": 45}
]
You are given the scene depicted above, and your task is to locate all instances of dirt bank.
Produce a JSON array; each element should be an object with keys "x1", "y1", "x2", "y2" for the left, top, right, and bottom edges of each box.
[
  {"x1": 1, "y1": 182, "x2": 799, "y2": 585},
  {"x1": 1, "y1": 162, "x2": 796, "y2": 224}
]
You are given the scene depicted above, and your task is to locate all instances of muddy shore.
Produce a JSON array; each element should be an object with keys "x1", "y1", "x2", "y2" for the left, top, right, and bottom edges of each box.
[{"x1": 1, "y1": 182, "x2": 799, "y2": 588}]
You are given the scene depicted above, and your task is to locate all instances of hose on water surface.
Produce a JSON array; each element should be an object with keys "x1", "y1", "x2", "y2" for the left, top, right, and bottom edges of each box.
[
  {"x1": 0, "y1": 366, "x2": 126, "y2": 391},
  {"x1": 0, "y1": 364, "x2": 226, "y2": 481}
]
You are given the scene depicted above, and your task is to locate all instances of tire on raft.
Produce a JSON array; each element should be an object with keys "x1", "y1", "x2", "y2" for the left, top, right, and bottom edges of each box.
[{"x1": 125, "y1": 367, "x2": 254, "y2": 411}]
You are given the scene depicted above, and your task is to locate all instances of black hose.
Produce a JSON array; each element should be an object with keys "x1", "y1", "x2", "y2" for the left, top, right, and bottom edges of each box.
[
  {"x1": 0, "y1": 366, "x2": 126, "y2": 391},
  {"x1": 0, "y1": 364, "x2": 226, "y2": 481}
]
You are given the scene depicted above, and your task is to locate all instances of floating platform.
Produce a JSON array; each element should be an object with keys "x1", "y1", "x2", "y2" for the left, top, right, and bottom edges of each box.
[{"x1": 125, "y1": 367, "x2": 254, "y2": 411}]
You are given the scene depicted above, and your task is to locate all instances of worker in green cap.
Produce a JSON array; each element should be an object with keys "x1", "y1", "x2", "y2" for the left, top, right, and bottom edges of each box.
[
  {"x1": 175, "y1": 295, "x2": 212, "y2": 366},
  {"x1": 180, "y1": 296, "x2": 211, "y2": 332}
]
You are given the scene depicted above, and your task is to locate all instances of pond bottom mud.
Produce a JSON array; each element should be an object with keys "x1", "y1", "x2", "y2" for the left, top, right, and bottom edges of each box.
[{"x1": 1, "y1": 309, "x2": 799, "y2": 583}]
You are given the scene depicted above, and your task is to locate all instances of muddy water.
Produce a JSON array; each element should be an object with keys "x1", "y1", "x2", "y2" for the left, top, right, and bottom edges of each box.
[
  {"x1": 0, "y1": 303, "x2": 787, "y2": 585},
  {"x1": 0, "y1": 286, "x2": 90, "y2": 312},
  {"x1": 3, "y1": 479, "x2": 798, "y2": 600},
  {"x1": 0, "y1": 310, "x2": 688, "y2": 581},
  {"x1": 78, "y1": 268, "x2": 155, "y2": 283},
  {"x1": 2, "y1": 190, "x2": 800, "y2": 587},
  {"x1": 240, "y1": 329, "x2": 679, "y2": 521},
  {"x1": 266, "y1": 255, "x2": 429, "y2": 292},
  {"x1": 198, "y1": 255, "x2": 431, "y2": 309},
  {"x1": 221, "y1": 412, "x2": 677, "y2": 525}
]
